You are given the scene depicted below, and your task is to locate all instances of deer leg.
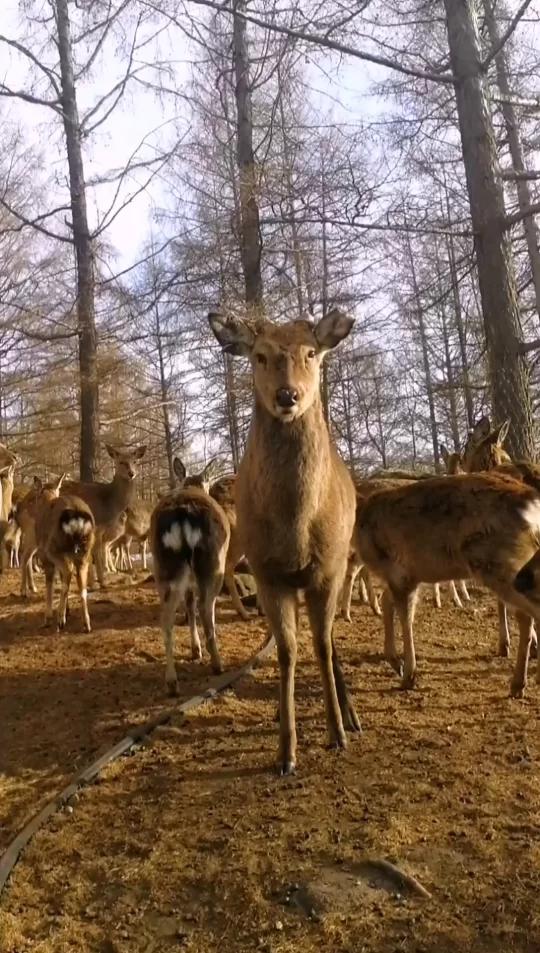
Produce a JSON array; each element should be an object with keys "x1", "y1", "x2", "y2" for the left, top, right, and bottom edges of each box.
[
  {"x1": 433, "y1": 583, "x2": 442, "y2": 609},
  {"x1": 359, "y1": 572, "x2": 369, "y2": 605},
  {"x1": 160, "y1": 581, "x2": 185, "y2": 696},
  {"x1": 363, "y1": 567, "x2": 381, "y2": 616},
  {"x1": 76, "y1": 562, "x2": 91, "y2": 633},
  {"x1": 510, "y1": 612, "x2": 535, "y2": 698},
  {"x1": 198, "y1": 576, "x2": 224, "y2": 674},
  {"x1": 43, "y1": 560, "x2": 55, "y2": 626},
  {"x1": 332, "y1": 639, "x2": 361, "y2": 733},
  {"x1": 449, "y1": 580, "x2": 464, "y2": 609},
  {"x1": 94, "y1": 537, "x2": 106, "y2": 588},
  {"x1": 21, "y1": 545, "x2": 37, "y2": 597},
  {"x1": 305, "y1": 581, "x2": 348, "y2": 752},
  {"x1": 185, "y1": 588, "x2": 202, "y2": 662},
  {"x1": 141, "y1": 539, "x2": 147, "y2": 571},
  {"x1": 57, "y1": 566, "x2": 72, "y2": 630},
  {"x1": 530, "y1": 621, "x2": 538, "y2": 660},
  {"x1": 257, "y1": 581, "x2": 298, "y2": 775},
  {"x1": 393, "y1": 586, "x2": 418, "y2": 690},
  {"x1": 498, "y1": 600, "x2": 511, "y2": 657},
  {"x1": 225, "y1": 560, "x2": 250, "y2": 620},
  {"x1": 459, "y1": 580, "x2": 471, "y2": 601},
  {"x1": 382, "y1": 587, "x2": 402, "y2": 676},
  {"x1": 340, "y1": 558, "x2": 359, "y2": 622}
]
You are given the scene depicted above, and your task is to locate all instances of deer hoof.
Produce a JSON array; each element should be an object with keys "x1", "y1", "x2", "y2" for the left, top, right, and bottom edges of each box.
[
  {"x1": 278, "y1": 760, "x2": 296, "y2": 777},
  {"x1": 399, "y1": 672, "x2": 416, "y2": 691},
  {"x1": 387, "y1": 654, "x2": 404, "y2": 677},
  {"x1": 510, "y1": 680, "x2": 525, "y2": 699},
  {"x1": 341, "y1": 611, "x2": 352, "y2": 623},
  {"x1": 498, "y1": 643, "x2": 510, "y2": 658},
  {"x1": 342, "y1": 704, "x2": 362, "y2": 733},
  {"x1": 530, "y1": 641, "x2": 538, "y2": 660},
  {"x1": 166, "y1": 678, "x2": 179, "y2": 697},
  {"x1": 211, "y1": 659, "x2": 224, "y2": 675}
]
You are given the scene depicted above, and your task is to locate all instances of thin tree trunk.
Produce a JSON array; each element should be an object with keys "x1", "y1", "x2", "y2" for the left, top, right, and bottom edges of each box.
[
  {"x1": 374, "y1": 376, "x2": 388, "y2": 468},
  {"x1": 232, "y1": 0, "x2": 263, "y2": 310},
  {"x1": 405, "y1": 231, "x2": 441, "y2": 471},
  {"x1": 55, "y1": 0, "x2": 99, "y2": 480},
  {"x1": 154, "y1": 304, "x2": 175, "y2": 488},
  {"x1": 277, "y1": 79, "x2": 305, "y2": 315},
  {"x1": 443, "y1": 0, "x2": 535, "y2": 460},
  {"x1": 483, "y1": 0, "x2": 540, "y2": 323},
  {"x1": 435, "y1": 242, "x2": 461, "y2": 448},
  {"x1": 321, "y1": 154, "x2": 330, "y2": 422}
]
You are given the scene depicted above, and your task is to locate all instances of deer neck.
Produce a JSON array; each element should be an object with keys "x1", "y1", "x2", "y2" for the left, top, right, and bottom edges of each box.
[{"x1": 111, "y1": 472, "x2": 136, "y2": 509}]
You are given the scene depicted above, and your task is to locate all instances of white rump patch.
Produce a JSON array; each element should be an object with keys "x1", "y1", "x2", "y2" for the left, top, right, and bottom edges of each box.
[
  {"x1": 522, "y1": 499, "x2": 540, "y2": 536},
  {"x1": 183, "y1": 522, "x2": 202, "y2": 549},
  {"x1": 62, "y1": 517, "x2": 92, "y2": 536},
  {"x1": 162, "y1": 521, "x2": 183, "y2": 551}
]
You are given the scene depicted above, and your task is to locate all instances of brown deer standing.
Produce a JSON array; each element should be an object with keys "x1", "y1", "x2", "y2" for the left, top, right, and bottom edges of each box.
[
  {"x1": 209, "y1": 309, "x2": 360, "y2": 775},
  {"x1": 33, "y1": 474, "x2": 95, "y2": 631},
  {"x1": 357, "y1": 471, "x2": 540, "y2": 697},
  {"x1": 63, "y1": 444, "x2": 146, "y2": 586},
  {"x1": 150, "y1": 457, "x2": 229, "y2": 693},
  {"x1": 209, "y1": 474, "x2": 253, "y2": 620}
]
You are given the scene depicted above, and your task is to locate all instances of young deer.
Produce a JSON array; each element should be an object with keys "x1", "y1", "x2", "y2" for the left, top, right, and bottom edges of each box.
[
  {"x1": 114, "y1": 502, "x2": 151, "y2": 572},
  {"x1": 63, "y1": 444, "x2": 146, "y2": 586},
  {"x1": 209, "y1": 309, "x2": 360, "y2": 775},
  {"x1": 150, "y1": 456, "x2": 230, "y2": 694},
  {"x1": 32, "y1": 474, "x2": 95, "y2": 631},
  {"x1": 357, "y1": 471, "x2": 540, "y2": 697}
]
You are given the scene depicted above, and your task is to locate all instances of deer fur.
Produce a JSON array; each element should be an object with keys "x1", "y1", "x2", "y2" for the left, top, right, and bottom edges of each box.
[
  {"x1": 113, "y1": 502, "x2": 151, "y2": 572},
  {"x1": 209, "y1": 309, "x2": 360, "y2": 775},
  {"x1": 209, "y1": 474, "x2": 254, "y2": 620},
  {"x1": 435, "y1": 443, "x2": 471, "y2": 609},
  {"x1": 150, "y1": 456, "x2": 230, "y2": 694},
  {"x1": 357, "y1": 471, "x2": 540, "y2": 697},
  {"x1": 63, "y1": 444, "x2": 146, "y2": 586}
]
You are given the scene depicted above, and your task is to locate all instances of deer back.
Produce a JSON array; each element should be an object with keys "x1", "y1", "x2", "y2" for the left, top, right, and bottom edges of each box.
[{"x1": 150, "y1": 487, "x2": 230, "y2": 585}]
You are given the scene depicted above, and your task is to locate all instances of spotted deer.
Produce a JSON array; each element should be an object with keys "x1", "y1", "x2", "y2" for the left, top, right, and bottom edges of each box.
[
  {"x1": 150, "y1": 457, "x2": 229, "y2": 693},
  {"x1": 209, "y1": 309, "x2": 360, "y2": 775},
  {"x1": 63, "y1": 445, "x2": 146, "y2": 586},
  {"x1": 357, "y1": 471, "x2": 540, "y2": 697}
]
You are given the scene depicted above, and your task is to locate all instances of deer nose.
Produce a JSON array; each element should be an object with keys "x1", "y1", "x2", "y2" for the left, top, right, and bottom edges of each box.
[{"x1": 276, "y1": 387, "x2": 298, "y2": 408}]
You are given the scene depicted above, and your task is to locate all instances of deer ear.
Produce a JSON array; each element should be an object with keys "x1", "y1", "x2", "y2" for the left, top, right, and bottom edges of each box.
[
  {"x1": 133, "y1": 445, "x2": 147, "y2": 460},
  {"x1": 173, "y1": 457, "x2": 186, "y2": 483},
  {"x1": 54, "y1": 473, "x2": 67, "y2": 494},
  {"x1": 208, "y1": 312, "x2": 256, "y2": 357},
  {"x1": 201, "y1": 457, "x2": 220, "y2": 484},
  {"x1": 105, "y1": 444, "x2": 118, "y2": 460},
  {"x1": 439, "y1": 444, "x2": 450, "y2": 465},
  {"x1": 472, "y1": 416, "x2": 491, "y2": 441},
  {"x1": 314, "y1": 309, "x2": 354, "y2": 351},
  {"x1": 495, "y1": 419, "x2": 510, "y2": 446}
]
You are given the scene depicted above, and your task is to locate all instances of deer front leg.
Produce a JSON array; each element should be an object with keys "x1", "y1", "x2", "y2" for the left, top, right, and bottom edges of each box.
[
  {"x1": 458, "y1": 580, "x2": 471, "y2": 602},
  {"x1": 257, "y1": 581, "x2": 298, "y2": 775},
  {"x1": 225, "y1": 559, "x2": 250, "y2": 620},
  {"x1": 362, "y1": 567, "x2": 381, "y2": 616},
  {"x1": 498, "y1": 600, "x2": 511, "y2": 657},
  {"x1": 433, "y1": 583, "x2": 442, "y2": 609},
  {"x1": 160, "y1": 582, "x2": 184, "y2": 696},
  {"x1": 57, "y1": 566, "x2": 73, "y2": 630},
  {"x1": 305, "y1": 581, "x2": 347, "y2": 752},
  {"x1": 43, "y1": 560, "x2": 55, "y2": 626},
  {"x1": 332, "y1": 639, "x2": 361, "y2": 733},
  {"x1": 393, "y1": 586, "x2": 418, "y2": 690},
  {"x1": 382, "y1": 587, "x2": 402, "y2": 677},
  {"x1": 510, "y1": 611, "x2": 535, "y2": 698},
  {"x1": 449, "y1": 580, "x2": 464, "y2": 609},
  {"x1": 198, "y1": 575, "x2": 224, "y2": 674},
  {"x1": 340, "y1": 557, "x2": 359, "y2": 622},
  {"x1": 76, "y1": 562, "x2": 92, "y2": 633}
]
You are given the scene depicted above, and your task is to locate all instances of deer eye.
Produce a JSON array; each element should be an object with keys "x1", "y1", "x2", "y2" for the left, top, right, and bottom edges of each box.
[
  {"x1": 307, "y1": 349, "x2": 316, "y2": 359},
  {"x1": 256, "y1": 353, "x2": 267, "y2": 366}
]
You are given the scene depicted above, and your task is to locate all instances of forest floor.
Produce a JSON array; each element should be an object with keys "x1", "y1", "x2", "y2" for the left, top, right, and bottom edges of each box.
[{"x1": 1, "y1": 567, "x2": 540, "y2": 953}]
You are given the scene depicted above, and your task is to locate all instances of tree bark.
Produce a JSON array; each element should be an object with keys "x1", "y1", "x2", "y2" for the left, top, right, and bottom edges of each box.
[
  {"x1": 483, "y1": 0, "x2": 540, "y2": 324},
  {"x1": 443, "y1": 0, "x2": 535, "y2": 460},
  {"x1": 154, "y1": 303, "x2": 175, "y2": 488},
  {"x1": 232, "y1": 0, "x2": 264, "y2": 310},
  {"x1": 55, "y1": 0, "x2": 99, "y2": 480}
]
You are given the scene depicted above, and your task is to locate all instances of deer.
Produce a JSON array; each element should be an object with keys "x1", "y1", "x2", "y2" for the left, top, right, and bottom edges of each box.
[
  {"x1": 434, "y1": 443, "x2": 471, "y2": 610},
  {"x1": 209, "y1": 308, "x2": 360, "y2": 775},
  {"x1": 63, "y1": 444, "x2": 146, "y2": 587},
  {"x1": 209, "y1": 474, "x2": 254, "y2": 620},
  {"x1": 113, "y1": 502, "x2": 151, "y2": 572},
  {"x1": 356, "y1": 470, "x2": 540, "y2": 697},
  {"x1": 32, "y1": 474, "x2": 96, "y2": 632},
  {"x1": 150, "y1": 456, "x2": 230, "y2": 693}
]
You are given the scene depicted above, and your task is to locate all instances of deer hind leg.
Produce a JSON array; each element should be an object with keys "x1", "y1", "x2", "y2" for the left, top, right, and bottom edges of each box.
[
  {"x1": 392, "y1": 585, "x2": 418, "y2": 690},
  {"x1": 225, "y1": 557, "x2": 250, "y2": 620},
  {"x1": 331, "y1": 639, "x2": 361, "y2": 733},
  {"x1": 449, "y1": 580, "x2": 464, "y2": 609},
  {"x1": 57, "y1": 565, "x2": 72, "y2": 630},
  {"x1": 21, "y1": 545, "x2": 37, "y2": 597},
  {"x1": 94, "y1": 536, "x2": 107, "y2": 588},
  {"x1": 498, "y1": 600, "x2": 511, "y2": 657},
  {"x1": 305, "y1": 581, "x2": 348, "y2": 753},
  {"x1": 185, "y1": 588, "x2": 202, "y2": 662},
  {"x1": 160, "y1": 580, "x2": 185, "y2": 696},
  {"x1": 197, "y1": 574, "x2": 224, "y2": 674},
  {"x1": 382, "y1": 587, "x2": 402, "y2": 677},
  {"x1": 362, "y1": 567, "x2": 381, "y2": 616},
  {"x1": 359, "y1": 572, "x2": 369, "y2": 604},
  {"x1": 76, "y1": 561, "x2": 91, "y2": 633},
  {"x1": 257, "y1": 581, "x2": 298, "y2": 775},
  {"x1": 340, "y1": 557, "x2": 359, "y2": 622},
  {"x1": 141, "y1": 539, "x2": 147, "y2": 571},
  {"x1": 433, "y1": 583, "x2": 442, "y2": 609},
  {"x1": 43, "y1": 559, "x2": 55, "y2": 626},
  {"x1": 510, "y1": 611, "x2": 535, "y2": 698},
  {"x1": 459, "y1": 580, "x2": 471, "y2": 602}
]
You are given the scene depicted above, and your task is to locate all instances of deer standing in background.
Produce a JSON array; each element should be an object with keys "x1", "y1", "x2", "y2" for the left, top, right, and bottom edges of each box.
[
  {"x1": 63, "y1": 444, "x2": 146, "y2": 586},
  {"x1": 434, "y1": 443, "x2": 471, "y2": 609},
  {"x1": 209, "y1": 474, "x2": 253, "y2": 620},
  {"x1": 34, "y1": 474, "x2": 95, "y2": 632},
  {"x1": 357, "y1": 471, "x2": 540, "y2": 697},
  {"x1": 209, "y1": 309, "x2": 360, "y2": 775},
  {"x1": 150, "y1": 457, "x2": 229, "y2": 692}
]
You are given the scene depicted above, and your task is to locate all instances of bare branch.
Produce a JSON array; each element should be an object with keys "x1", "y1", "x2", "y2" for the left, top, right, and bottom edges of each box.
[{"x1": 482, "y1": 0, "x2": 534, "y2": 68}]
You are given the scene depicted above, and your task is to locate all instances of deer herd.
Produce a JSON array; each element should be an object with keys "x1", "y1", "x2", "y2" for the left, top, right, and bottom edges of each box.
[{"x1": 3, "y1": 309, "x2": 540, "y2": 773}]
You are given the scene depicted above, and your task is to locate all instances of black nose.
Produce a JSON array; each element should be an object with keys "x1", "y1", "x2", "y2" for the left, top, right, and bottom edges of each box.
[{"x1": 276, "y1": 387, "x2": 298, "y2": 408}]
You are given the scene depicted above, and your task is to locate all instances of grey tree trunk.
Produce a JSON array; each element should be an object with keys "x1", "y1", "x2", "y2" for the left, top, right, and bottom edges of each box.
[
  {"x1": 232, "y1": 0, "x2": 264, "y2": 310},
  {"x1": 443, "y1": 0, "x2": 535, "y2": 460},
  {"x1": 483, "y1": 0, "x2": 540, "y2": 323},
  {"x1": 154, "y1": 304, "x2": 175, "y2": 488},
  {"x1": 55, "y1": 0, "x2": 99, "y2": 480}
]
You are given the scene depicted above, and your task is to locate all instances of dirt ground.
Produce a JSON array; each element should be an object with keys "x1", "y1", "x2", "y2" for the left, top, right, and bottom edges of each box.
[{"x1": 1, "y1": 567, "x2": 540, "y2": 953}]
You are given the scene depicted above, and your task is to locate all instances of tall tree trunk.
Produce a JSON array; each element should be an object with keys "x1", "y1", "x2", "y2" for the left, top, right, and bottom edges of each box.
[
  {"x1": 405, "y1": 231, "x2": 441, "y2": 471},
  {"x1": 483, "y1": 0, "x2": 540, "y2": 323},
  {"x1": 154, "y1": 304, "x2": 175, "y2": 488},
  {"x1": 277, "y1": 79, "x2": 305, "y2": 315},
  {"x1": 443, "y1": 0, "x2": 535, "y2": 460},
  {"x1": 232, "y1": 0, "x2": 263, "y2": 310},
  {"x1": 435, "y1": 241, "x2": 461, "y2": 448},
  {"x1": 321, "y1": 154, "x2": 330, "y2": 422},
  {"x1": 55, "y1": 0, "x2": 99, "y2": 480}
]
